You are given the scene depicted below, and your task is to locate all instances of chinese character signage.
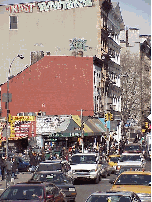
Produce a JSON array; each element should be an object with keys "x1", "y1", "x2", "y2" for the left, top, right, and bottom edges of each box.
[{"x1": 69, "y1": 38, "x2": 88, "y2": 51}]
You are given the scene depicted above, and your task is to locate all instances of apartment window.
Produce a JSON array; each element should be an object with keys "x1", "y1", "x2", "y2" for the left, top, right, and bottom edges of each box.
[{"x1": 10, "y1": 16, "x2": 17, "y2": 29}]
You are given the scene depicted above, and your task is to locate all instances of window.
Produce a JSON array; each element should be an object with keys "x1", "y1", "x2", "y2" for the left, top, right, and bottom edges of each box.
[{"x1": 10, "y1": 16, "x2": 17, "y2": 29}]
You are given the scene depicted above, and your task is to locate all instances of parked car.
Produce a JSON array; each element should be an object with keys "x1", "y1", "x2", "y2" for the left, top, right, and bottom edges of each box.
[
  {"x1": 0, "y1": 182, "x2": 66, "y2": 202},
  {"x1": 110, "y1": 171, "x2": 151, "y2": 202},
  {"x1": 85, "y1": 191, "x2": 142, "y2": 202},
  {"x1": 29, "y1": 170, "x2": 77, "y2": 202}
]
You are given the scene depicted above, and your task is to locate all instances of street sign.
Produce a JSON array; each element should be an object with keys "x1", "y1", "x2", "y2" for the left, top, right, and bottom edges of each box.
[
  {"x1": 12, "y1": 116, "x2": 35, "y2": 121},
  {"x1": 2, "y1": 93, "x2": 12, "y2": 102}
]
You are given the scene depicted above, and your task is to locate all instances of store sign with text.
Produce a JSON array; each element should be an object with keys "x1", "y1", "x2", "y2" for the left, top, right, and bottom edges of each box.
[{"x1": 6, "y1": 0, "x2": 93, "y2": 13}]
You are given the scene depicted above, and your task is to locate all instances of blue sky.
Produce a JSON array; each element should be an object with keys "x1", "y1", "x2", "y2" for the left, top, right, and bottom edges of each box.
[{"x1": 0, "y1": 0, "x2": 151, "y2": 35}]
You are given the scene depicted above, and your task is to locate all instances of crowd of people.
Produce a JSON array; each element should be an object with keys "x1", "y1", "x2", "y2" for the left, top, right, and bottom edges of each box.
[{"x1": 0, "y1": 134, "x2": 144, "y2": 182}]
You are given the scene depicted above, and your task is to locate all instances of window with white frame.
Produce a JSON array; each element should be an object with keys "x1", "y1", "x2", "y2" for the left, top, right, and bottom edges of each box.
[{"x1": 10, "y1": 16, "x2": 17, "y2": 29}]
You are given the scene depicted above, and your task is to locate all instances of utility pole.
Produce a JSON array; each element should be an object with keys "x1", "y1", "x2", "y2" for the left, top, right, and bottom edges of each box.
[{"x1": 80, "y1": 109, "x2": 84, "y2": 153}]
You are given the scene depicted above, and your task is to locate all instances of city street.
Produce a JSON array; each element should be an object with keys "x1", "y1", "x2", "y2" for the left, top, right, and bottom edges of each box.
[{"x1": 0, "y1": 160, "x2": 151, "y2": 202}]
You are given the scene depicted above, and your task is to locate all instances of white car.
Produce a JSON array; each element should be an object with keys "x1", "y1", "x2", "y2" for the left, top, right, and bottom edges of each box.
[
  {"x1": 68, "y1": 153, "x2": 101, "y2": 184},
  {"x1": 116, "y1": 153, "x2": 146, "y2": 171}
]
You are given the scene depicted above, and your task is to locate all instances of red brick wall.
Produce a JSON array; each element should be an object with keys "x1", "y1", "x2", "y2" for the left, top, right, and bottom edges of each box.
[{"x1": 1, "y1": 56, "x2": 94, "y2": 117}]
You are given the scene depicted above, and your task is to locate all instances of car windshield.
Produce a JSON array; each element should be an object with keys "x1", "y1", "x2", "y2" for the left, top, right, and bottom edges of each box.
[
  {"x1": 86, "y1": 195, "x2": 131, "y2": 202},
  {"x1": 109, "y1": 157, "x2": 120, "y2": 162},
  {"x1": 115, "y1": 174, "x2": 151, "y2": 185},
  {"x1": 119, "y1": 155, "x2": 141, "y2": 162},
  {"x1": 0, "y1": 186, "x2": 44, "y2": 200},
  {"x1": 38, "y1": 163, "x2": 62, "y2": 171},
  {"x1": 32, "y1": 173, "x2": 71, "y2": 184},
  {"x1": 71, "y1": 155, "x2": 97, "y2": 164},
  {"x1": 124, "y1": 145, "x2": 141, "y2": 151}
]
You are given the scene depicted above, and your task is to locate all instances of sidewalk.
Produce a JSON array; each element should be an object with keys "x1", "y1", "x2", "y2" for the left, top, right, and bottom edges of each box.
[{"x1": 0, "y1": 172, "x2": 33, "y2": 194}]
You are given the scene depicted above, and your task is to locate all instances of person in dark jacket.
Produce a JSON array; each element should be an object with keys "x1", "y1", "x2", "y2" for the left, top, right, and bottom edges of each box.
[
  {"x1": 0, "y1": 157, "x2": 6, "y2": 181},
  {"x1": 5, "y1": 157, "x2": 13, "y2": 182},
  {"x1": 12, "y1": 158, "x2": 18, "y2": 178}
]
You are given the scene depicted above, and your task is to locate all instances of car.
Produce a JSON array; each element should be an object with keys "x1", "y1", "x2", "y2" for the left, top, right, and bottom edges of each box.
[
  {"x1": 29, "y1": 170, "x2": 77, "y2": 202},
  {"x1": 116, "y1": 165, "x2": 144, "y2": 176},
  {"x1": 68, "y1": 153, "x2": 101, "y2": 184},
  {"x1": 123, "y1": 143, "x2": 142, "y2": 154},
  {"x1": 85, "y1": 191, "x2": 142, "y2": 202},
  {"x1": 110, "y1": 171, "x2": 151, "y2": 202},
  {"x1": 36, "y1": 160, "x2": 71, "y2": 174},
  {"x1": 116, "y1": 153, "x2": 146, "y2": 171},
  {"x1": 0, "y1": 182, "x2": 66, "y2": 202},
  {"x1": 108, "y1": 154, "x2": 120, "y2": 173},
  {"x1": 15, "y1": 156, "x2": 31, "y2": 172}
]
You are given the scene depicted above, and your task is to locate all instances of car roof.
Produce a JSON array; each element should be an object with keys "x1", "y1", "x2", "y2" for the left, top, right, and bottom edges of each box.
[
  {"x1": 72, "y1": 153, "x2": 98, "y2": 156},
  {"x1": 125, "y1": 143, "x2": 141, "y2": 146},
  {"x1": 109, "y1": 155, "x2": 120, "y2": 157},
  {"x1": 121, "y1": 153, "x2": 142, "y2": 156},
  {"x1": 90, "y1": 191, "x2": 133, "y2": 197},
  {"x1": 36, "y1": 171, "x2": 63, "y2": 174},
  {"x1": 119, "y1": 171, "x2": 151, "y2": 175}
]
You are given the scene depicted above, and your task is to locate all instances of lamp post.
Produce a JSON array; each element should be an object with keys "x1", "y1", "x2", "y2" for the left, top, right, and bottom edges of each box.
[{"x1": 6, "y1": 54, "x2": 24, "y2": 188}]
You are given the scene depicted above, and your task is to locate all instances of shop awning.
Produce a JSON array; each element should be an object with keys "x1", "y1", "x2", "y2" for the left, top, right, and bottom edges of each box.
[
  {"x1": 86, "y1": 118, "x2": 106, "y2": 133},
  {"x1": 72, "y1": 115, "x2": 93, "y2": 133}
]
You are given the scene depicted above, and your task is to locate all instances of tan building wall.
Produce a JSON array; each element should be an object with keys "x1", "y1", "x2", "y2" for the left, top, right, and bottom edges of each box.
[{"x1": 0, "y1": 0, "x2": 106, "y2": 84}]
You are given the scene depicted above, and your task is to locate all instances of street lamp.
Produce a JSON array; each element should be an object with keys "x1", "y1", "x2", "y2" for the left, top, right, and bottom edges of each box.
[{"x1": 5, "y1": 54, "x2": 24, "y2": 187}]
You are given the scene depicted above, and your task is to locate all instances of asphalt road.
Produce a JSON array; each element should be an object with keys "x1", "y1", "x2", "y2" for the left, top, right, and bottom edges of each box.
[{"x1": 0, "y1": 160, "x2": 151, "y2": 202}]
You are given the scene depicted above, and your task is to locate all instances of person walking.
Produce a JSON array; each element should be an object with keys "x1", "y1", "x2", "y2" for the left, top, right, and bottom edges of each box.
[
  {"x1": 12, "y1": 158, "x2": 18, "y2": 179},
  {"x1": 0, "y1": 157, "x2": 6, "y2": 181},
  {"x1": 5, "y1": 157, "x2": 13, "y2": 182}
]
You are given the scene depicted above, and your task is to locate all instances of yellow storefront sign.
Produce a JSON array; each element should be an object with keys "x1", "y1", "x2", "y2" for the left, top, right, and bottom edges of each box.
[{"x1": 12, "y1": 116, "x2": 35, "y2": 122}]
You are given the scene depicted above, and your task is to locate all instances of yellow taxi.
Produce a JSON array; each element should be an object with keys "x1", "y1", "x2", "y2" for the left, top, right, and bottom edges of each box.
[
  {"x1": 110, "y1": 171, "x2": 151, "y2": 201},
  {"x1": 108, "y1": 154, "x2": 120, "y2": 168}
]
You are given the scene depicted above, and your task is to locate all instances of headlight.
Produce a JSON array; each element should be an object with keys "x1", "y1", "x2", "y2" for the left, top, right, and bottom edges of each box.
[
  {"x1": 69, "y1": 188, "x2": 76, "y2": 192},
  {"x1": 90, "y1": 169, "x2": 97, "y2": 172}
]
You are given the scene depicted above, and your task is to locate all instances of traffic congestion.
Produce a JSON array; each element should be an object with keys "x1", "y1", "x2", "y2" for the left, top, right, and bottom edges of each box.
[{"x1": 0, "y1": 136, "x2": 151, "y2": 202}]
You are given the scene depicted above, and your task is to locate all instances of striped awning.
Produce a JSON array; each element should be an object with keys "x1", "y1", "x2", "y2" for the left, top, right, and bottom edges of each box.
[{"x1": 72, "y1": 115, "x2": 93, "y2": 133}]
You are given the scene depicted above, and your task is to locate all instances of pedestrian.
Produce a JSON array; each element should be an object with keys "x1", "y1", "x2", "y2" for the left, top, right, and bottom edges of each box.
[
  {"x1": 5, "y1": 157, "x2": 13, "y2": 182},
  {"x1": 12, "y1": 158, "x2": 18, "y2": 179},
  {"x1": 0, "y1": 157, "x2": 6, "y2": 181}
]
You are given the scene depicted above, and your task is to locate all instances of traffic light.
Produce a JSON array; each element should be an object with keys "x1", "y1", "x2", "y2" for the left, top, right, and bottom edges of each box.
[
  {"x1": 145, "y1": 122, "x2": 149, "y2": 128},
  {"x1": 104, "y1": 113, "x2": 108, "y2": 122},
  {"x1": 8, "y1": 114, "x2": 12, "y2": 123},
  {"x1": 110, "y1": 113, "x2": 113, "y2": 121},
  {"x1": 10, "y1": 122, "x2": 15, "y2": 137}
]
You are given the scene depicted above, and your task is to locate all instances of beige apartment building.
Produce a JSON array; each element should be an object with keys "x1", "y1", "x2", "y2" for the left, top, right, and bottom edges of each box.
[{"x1": 0, "y1": 0, "x2": 124, "y2": 84}]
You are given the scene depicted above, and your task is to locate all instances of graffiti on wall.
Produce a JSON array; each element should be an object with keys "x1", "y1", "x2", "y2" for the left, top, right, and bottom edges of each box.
[
  {"x1": 69, "y1": 38, "x2": 88, "y2": 51},
  {"x1": 36, "y1": 115, "x2": 71, "y2": 134},
  {"x1": 6, "y1": 0, "x2": 93, "y2": 13}
]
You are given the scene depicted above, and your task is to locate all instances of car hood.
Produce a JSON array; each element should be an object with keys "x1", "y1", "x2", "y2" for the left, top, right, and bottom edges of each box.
[
  {"x1": 70, "y1": 164, "x2": 97, "y2": 170},
  {"x1": 56, "y1": 184, "x2": 75, "y2": 190},
  {"x1": 111, "y1": 185, "x2": 151, "y2": 194}
]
